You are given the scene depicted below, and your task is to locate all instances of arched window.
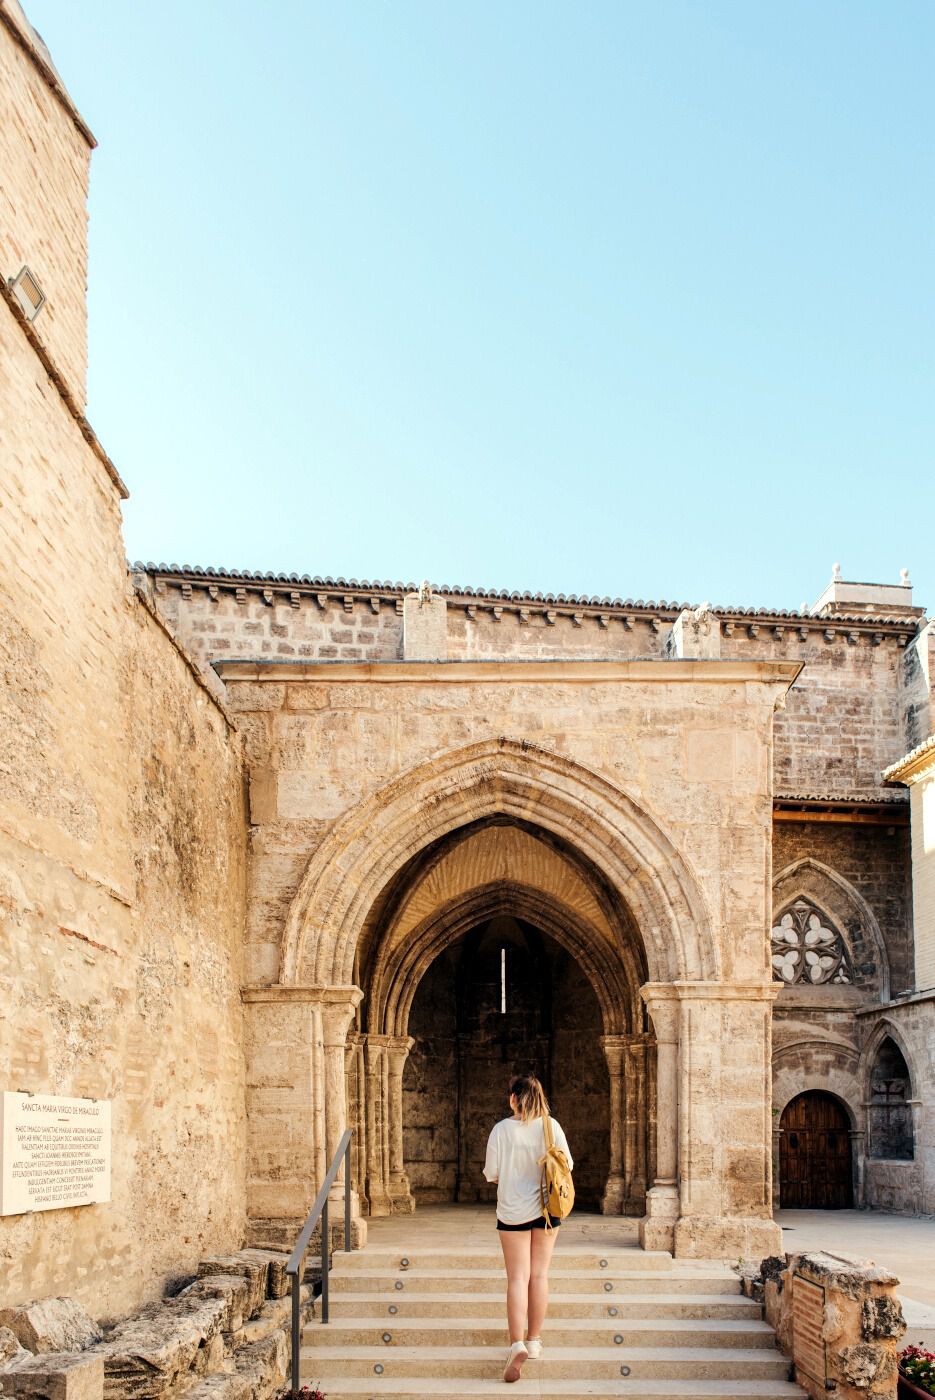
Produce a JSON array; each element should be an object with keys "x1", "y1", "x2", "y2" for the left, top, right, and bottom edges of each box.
[
  {"x1": 868, "y1": 1037, "x2": 914, "y2": 1160},
  {"x1": 771, "y1": 899, "x2": 852, "y2": 985}
]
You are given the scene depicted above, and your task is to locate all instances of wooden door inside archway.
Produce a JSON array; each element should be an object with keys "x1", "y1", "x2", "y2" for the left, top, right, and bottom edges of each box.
[{"x1": 779, "y1": 1092, "x2": 853, "y2": 1209}]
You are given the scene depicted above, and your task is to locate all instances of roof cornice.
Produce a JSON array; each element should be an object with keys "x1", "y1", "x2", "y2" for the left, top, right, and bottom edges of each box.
[
  {"x1": 883, "y1": 734, "x2": 935, "y2": 787},
  {"x1": 137, "y1": 564, "x2": 923, "y2": 636}
]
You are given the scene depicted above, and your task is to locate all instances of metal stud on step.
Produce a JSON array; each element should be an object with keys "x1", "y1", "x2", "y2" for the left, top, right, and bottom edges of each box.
[
  {"x1": 374, "y1": 1364, "x2": 384, "y2": 1375},
  {"x1": 614, "y1": 1334, "x2": 624, "y2": 1344},
  {"x1": 600, "y1": 1258, "x2": 608, "y2": 1268},
  {"x1": 395, "y1": 1280, "x2": 404, "y2": 1290},
  {"x1": 389, "y1": 1305, "x2": 398, "y2": 1315},
  {"x1": 382, "y1": 1332, "x2": 392, "y2": 1343},
  {"x1": 620, "y1": 1365, "x2": 631, "y2": 1376},
  {"x1": 400, "y1": 1257, "x2": 410, "y2": 1268},
  {"x1": 608, "y1": 1307, "x2": 618, "y2": 1316},
  {"x1": 603, "y1": 1282, "x2": 613, "y2": 1292}
]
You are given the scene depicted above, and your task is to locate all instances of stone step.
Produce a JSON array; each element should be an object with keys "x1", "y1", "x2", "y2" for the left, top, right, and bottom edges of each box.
[
  {"x1": 331, "y1": 1247, "x2": 673, "y2": 1273},
  {"x1": 299, "y1": 1343, "x2": 792, "y2": 1381},
  {"x1": 304, "y1": 1381, "x2": 804, "y2": 1400},
  {"x1": 320, "y1": 1289, "x2": 763, "y2": 1319},
  {"x1": 302, "y1": 1317, "x2": 776, "y2": 1349},
  {"x1": 329, "y1": 1268, "x2": 739, "y2": 1295}
]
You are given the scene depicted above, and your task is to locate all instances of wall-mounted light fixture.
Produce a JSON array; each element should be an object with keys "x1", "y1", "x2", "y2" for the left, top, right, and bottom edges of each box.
[{"x1": 9, "y1": 265, "x2": 46, "y2": 321}]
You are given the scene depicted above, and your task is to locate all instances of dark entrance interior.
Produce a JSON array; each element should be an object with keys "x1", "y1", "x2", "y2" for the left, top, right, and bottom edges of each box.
[
  {"x1": 402, "y1": 914, "x2": 610, "y2": 1209},
  {"x1": 779, "y1": 1091, "x2": 853, "y2": 1209}
]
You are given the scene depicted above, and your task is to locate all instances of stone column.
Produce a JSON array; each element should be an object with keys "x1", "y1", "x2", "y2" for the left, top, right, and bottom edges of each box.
[
  {"x1": 364, "y1": 1034, "x2": 392, "y2": 1215},
  {"x1": 849, "y1": 1128, "x2": 866, "y2": 1209},
  {"x1": 348, "y1": 1032, "x2": 369, "y2": 1213},
  {"x1": 386, "y1": 1034, "x2": 416, "y2": 1213},
  {"x1": 320, "y1": 988, "x2": 365, "y2": 1246},
  {"x1": 772, "y1": 1124, "x2": 784, "y2": 1210},
  {"x1": 600, "y1": 1035, "x2": 628, "y2": 1214},
  {"x1": 640, "y1": 986, "x2": 680, "y2": 1251},
  {"x1": 671, "y1": 981, "x2": 782, "y2": 1260},
  {"x1": 241, "y1": 984, "x2": 364, "y2": 1247},
  {"x1": 624, "y1": 1037, "x2": 648, "y2": 1213}
]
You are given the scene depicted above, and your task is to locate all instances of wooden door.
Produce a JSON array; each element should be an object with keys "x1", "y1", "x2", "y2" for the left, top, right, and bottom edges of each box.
[{"x1": 779, "y1": 1092, "x2": 853, "y2": 1208}]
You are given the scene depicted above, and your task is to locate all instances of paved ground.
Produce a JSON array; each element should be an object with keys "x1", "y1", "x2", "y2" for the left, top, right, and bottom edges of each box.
[
  {"x1": 775, "y1": 1208, "x2": 935, "y2": 1345},
  {"x1": 369, "y1": 1206, "x2": 935, "y2": 1345}
]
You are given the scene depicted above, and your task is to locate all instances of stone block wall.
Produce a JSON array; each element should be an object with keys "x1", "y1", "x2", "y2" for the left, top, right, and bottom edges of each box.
[
  {"x1": 1, "y1": 290, "x2": 247, "y2": 1318},
  {"x1": 150, "y1": 573, "x2": 924, "y2": 805},
  {"x1": 0, "y1": 1, "x2": 92, "y2": 408}
]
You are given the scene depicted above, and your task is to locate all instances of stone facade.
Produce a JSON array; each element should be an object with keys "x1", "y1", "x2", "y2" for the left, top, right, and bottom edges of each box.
[
  {"x1": 3, "y1": 0, "x2": 935, "y2": 1355},
  {"x1": 0, "y1": 3, "x2": 247, "y2": 1320}
]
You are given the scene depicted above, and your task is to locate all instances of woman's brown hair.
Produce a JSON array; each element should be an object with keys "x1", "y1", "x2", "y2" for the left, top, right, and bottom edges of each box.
[{"x1": 510, "y1": 1073, "x2": 550, "y2": 1122}]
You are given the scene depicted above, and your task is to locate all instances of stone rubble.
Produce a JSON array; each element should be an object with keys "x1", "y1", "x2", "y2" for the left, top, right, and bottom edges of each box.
[
  {"x1": 0, "y1": 1249, "x2": 303, "y2": 1400},
  {"x1": 0, "y1": 1302, "x2": 102, "y2": 1357}
]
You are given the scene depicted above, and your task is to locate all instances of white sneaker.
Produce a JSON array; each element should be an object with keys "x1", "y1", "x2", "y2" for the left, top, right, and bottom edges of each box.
[
  {"x1": 525, "y1": 1337, "x2": 542, "y2": 1360},
  {"x1": 503, "y1": 1341, "x2": 528, "y2": 1382}
]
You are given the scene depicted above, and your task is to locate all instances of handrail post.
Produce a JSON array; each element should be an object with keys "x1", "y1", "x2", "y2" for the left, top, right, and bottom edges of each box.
[
  {"x1": 286, "y1": 1128, "x2": 354, "y2": 1391},
  {"x1": 344, "y1": 1141, "x2": 352, "y2": 1251},
  {"x1": 321, "y1": 1196, "x2": 330, "y2": 1324},
  {"x1": 290, "y1": 1268, "x2": 300, "y2": 1399}
]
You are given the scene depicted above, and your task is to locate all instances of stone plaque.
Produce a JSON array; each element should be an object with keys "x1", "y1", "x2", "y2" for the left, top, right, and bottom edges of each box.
[
  {"x1": 792, "y1": 1273, "x2": 826, "y2": 1382},
  {"x1": 1, "y1": 1092, "x2": 111, "y2": 1215}
]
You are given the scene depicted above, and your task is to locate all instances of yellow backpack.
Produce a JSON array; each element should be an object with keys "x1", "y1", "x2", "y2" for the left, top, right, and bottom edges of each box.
[{"x1": 539, "y1": 1115, "x2": 574, "y2": 1227}]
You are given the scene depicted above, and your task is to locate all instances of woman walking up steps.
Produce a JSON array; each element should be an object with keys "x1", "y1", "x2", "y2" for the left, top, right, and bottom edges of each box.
[{"x1": 483, "y1": 1074, "x2": 574, "y2": 1383}]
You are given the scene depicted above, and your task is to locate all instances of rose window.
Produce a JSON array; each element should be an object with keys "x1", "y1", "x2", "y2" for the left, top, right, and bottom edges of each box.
[{"x1": 770, "y1": 900, "x2": 852, "y2": 985}]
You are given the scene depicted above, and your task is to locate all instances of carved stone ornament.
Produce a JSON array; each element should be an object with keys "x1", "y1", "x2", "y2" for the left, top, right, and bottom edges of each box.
[{"x1": 770, "y1": 900, "x2": 852, "y2": 985}]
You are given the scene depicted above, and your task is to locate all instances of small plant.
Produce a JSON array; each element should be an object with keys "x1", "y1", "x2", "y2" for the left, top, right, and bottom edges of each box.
[
  {"x1": 276, "y1": 1387, "x2": 325, "y2": 1400},
  {"x1": 900, "y1": 1344, "x2": 935, "y2": 1396}
]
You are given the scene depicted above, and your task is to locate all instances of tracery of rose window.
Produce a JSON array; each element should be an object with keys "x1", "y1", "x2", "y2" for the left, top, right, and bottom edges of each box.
[{"x1": 770, "y1": 899, "x2": 852, "y2": 985}]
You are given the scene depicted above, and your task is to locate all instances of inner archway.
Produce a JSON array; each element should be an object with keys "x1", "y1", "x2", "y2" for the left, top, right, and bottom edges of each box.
[
  {"x1": 345, "y1": 810, "x2": 655, "y2": 1220},
  {"x1": 402, "y1": 915, "x2": 610, "y2": 1210}
]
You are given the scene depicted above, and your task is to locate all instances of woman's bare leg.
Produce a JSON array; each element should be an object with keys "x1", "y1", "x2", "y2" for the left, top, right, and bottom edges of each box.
[
  {"x1": 498, "y1": 1230, "x2": 532, "y2": 1343},
  {"x1": 527, "y1": 1226, "x2": 559, "y2": 1339}
]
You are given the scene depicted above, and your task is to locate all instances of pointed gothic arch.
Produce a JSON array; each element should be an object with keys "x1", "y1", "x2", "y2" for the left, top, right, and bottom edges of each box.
[{"x1": 280, "y1": 737, "x2": 717, "y2": 987}]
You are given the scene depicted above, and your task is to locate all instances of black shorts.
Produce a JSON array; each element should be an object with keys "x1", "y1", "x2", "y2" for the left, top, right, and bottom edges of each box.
[{"x1": 496, "y1": 1215, "x2": 561, "y2": 1231}]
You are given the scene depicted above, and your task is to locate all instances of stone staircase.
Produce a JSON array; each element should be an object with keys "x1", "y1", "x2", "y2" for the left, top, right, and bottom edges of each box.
[{"x1": 301, "y1": 1239, "x2": 806, "y2": 1399}]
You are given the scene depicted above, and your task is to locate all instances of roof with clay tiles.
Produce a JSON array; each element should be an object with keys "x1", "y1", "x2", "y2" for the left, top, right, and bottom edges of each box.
[{"x1": 134, "y1": 563, "x2": 925, "y2": 631}]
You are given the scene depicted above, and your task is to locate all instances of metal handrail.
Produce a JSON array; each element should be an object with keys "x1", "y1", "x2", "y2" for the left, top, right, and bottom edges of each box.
[{"x1": 285, "y1": 1128, "x2": 354, "y2": 1397}]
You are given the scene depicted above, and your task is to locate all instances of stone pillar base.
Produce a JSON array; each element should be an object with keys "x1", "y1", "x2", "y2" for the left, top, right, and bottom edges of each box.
[
  {"x1": 639, "y1": 1184, "x2": 678, "y2": 1252},
  {"x1": 388, "y1": 1172, "x2": 415, "y2": 1214},
  {"x1": 330, "y1": 1213, "x2": 369, "y2": 1250},
  {"x1": 601, "y1": 1175, "x2": 626, "y2": 1215},
  {"x1": 366, "y1": 1190, "x2": 393, "y2": 1218},
  {"x1": 673, "y1": 1213, "x2": 782, "y2": 1260}
]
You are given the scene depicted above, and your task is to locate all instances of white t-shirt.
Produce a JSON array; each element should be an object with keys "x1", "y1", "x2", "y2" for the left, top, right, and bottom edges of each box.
[{"x1": 483, "y1": 1115, "x2": 574, "y2": 1225}]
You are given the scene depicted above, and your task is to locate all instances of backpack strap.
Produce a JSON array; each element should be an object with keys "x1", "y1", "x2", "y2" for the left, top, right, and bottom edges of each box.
[{"x1": 540, "y1": 1114, "x2": 555, "y2": 1229}]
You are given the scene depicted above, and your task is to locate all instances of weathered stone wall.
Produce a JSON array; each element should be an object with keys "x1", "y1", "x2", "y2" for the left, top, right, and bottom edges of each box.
[
  {"x1": 0, "y1": 0, "x2": 91, "y2": 408},
  {"x1": 0, "y1": 293, "x2": 247, "y2": 1318},
  {"x1": 153, "y1": 576, "x2": 922, "y2": 803},
  {"x1": 403, "y1": 952, "x2": 459, "y2": 1202},
  {"x1": 550, "y1": 952, "x2": 610, "y2": 1208}
]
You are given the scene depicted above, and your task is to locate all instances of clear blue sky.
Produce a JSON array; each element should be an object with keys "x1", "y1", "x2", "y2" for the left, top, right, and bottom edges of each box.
[{"x1": 28, "y1": 1, "x2": 934, "y2": 611}]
